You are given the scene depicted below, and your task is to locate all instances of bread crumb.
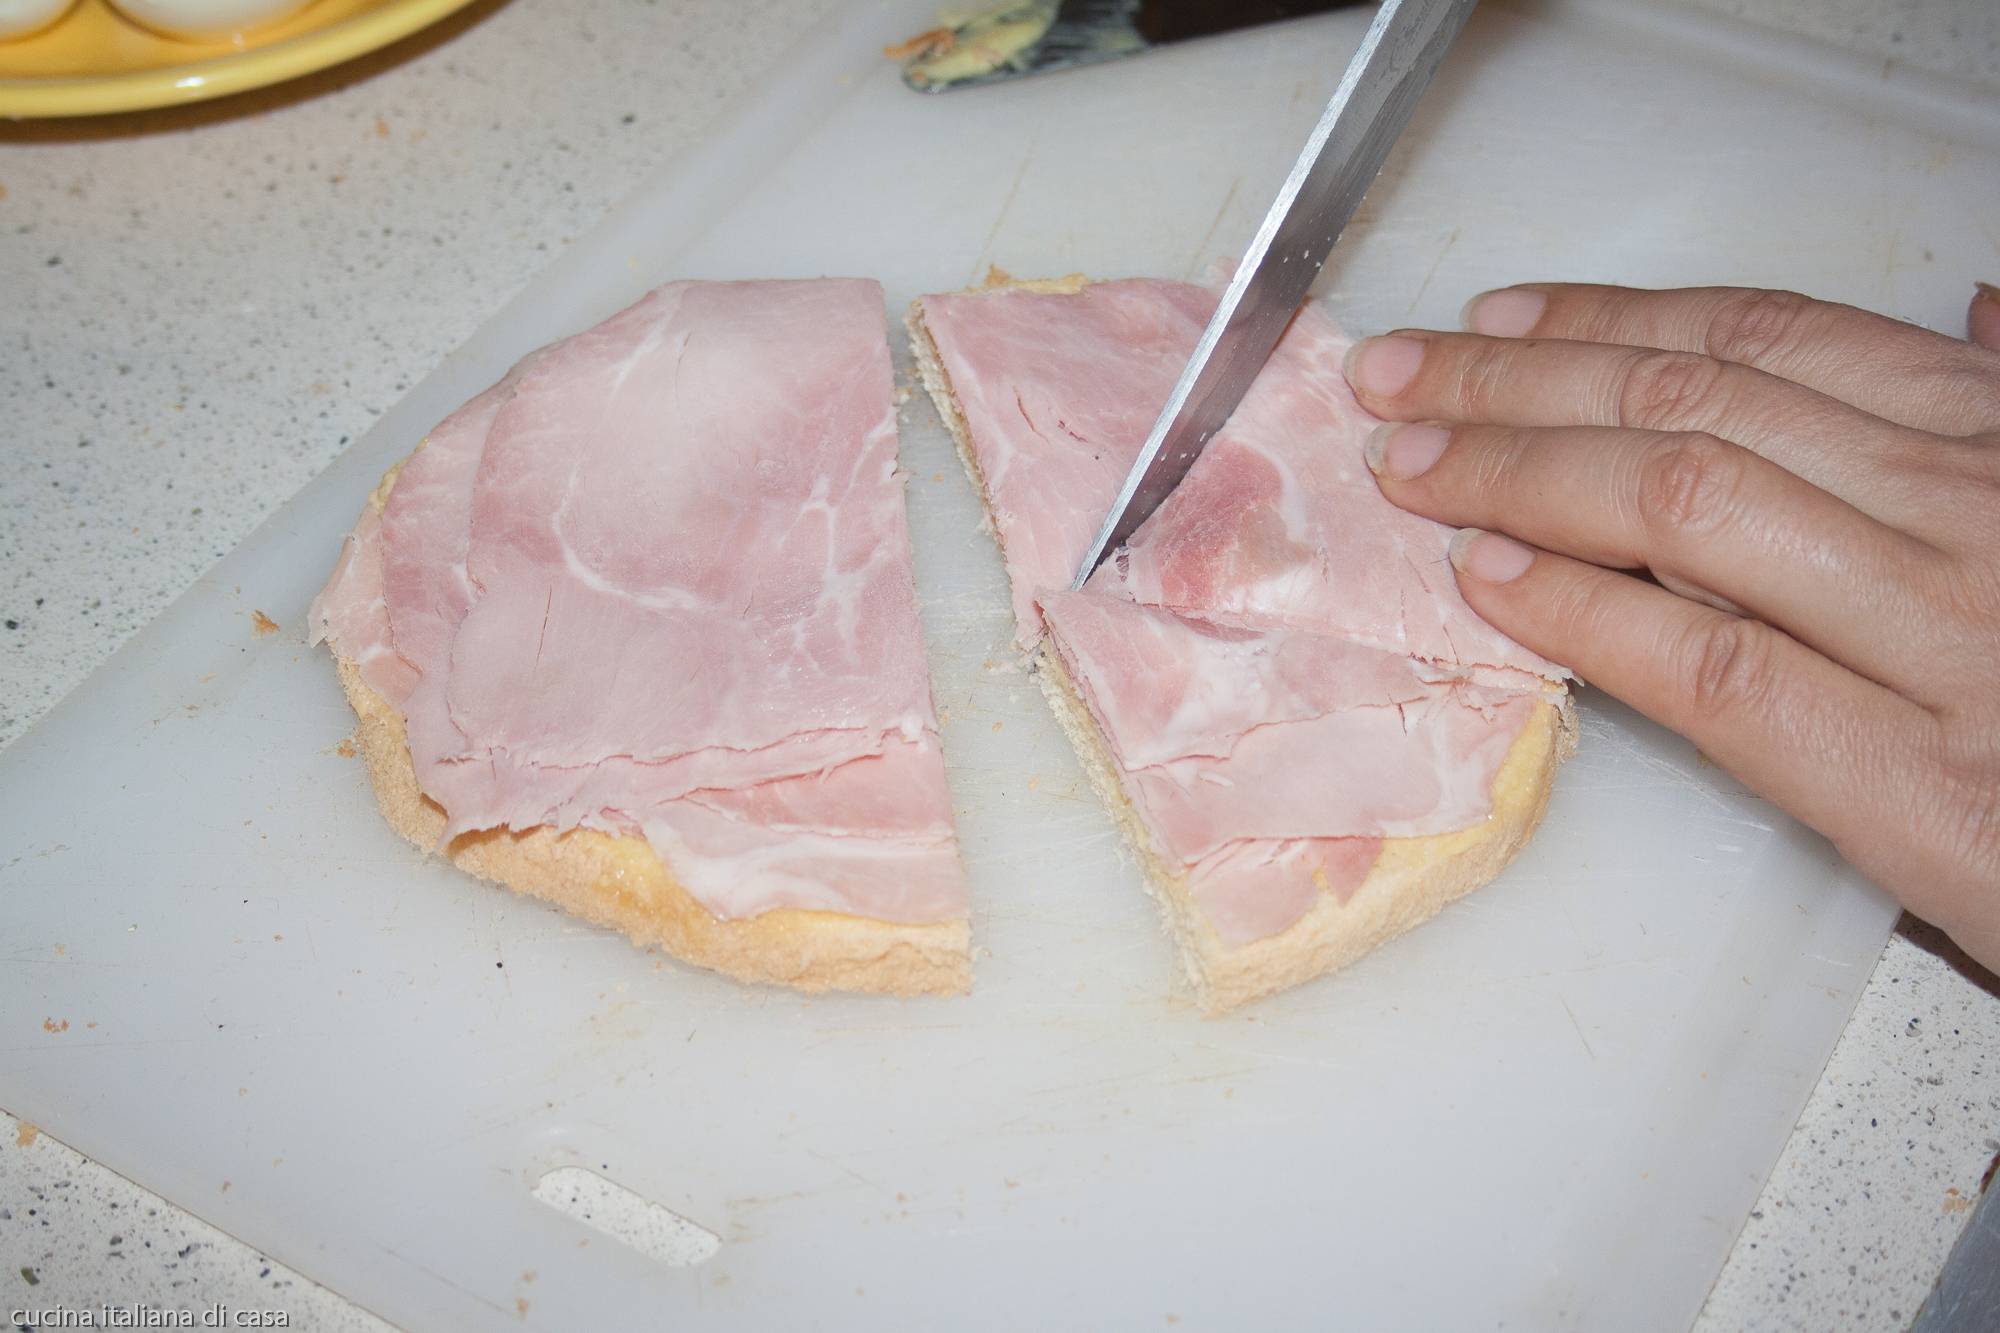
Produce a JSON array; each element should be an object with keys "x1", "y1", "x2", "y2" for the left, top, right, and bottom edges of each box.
[
  {"x1": 334, "y1": 737, "x2": 358, "y2": 758},
  {"x1": 41, "y1": 1017, "x2": 68, "y2": 1033},
  {"x1": 983, "y1": 264, "x2": 1014, "y2": 287},
  {"x1": 516, "y1": 1298, "x2": 530, "y2": 1317},
  {"x1": 15, "y1": 1122, "x2": 37, "y2": 1148},
  {"x1": 374, "y1": 116, "x2": 390, "y2": 139},
  {"x1": 251, "y1": 610, "x2": 280, "y2": 636},
  {"x1": 991, "y1": 720, "x2": 1003, "y2": 732}
]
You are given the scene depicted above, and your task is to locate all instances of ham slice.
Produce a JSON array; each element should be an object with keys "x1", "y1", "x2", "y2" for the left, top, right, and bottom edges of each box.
[
  {"x1": 919, "y1": 278, "x2": 1561, "y2": 682},
  {"x1": 313, "y1": 278, "x2": 966, "y2": 925},
  {"x1": 917, "y1": 277, "x2": 1563, "y2": 946},
  {"x1": 1040, "y1": 591, "x2": 1534, "y2": 853},
  {"x1": 308, "y1": 499, "x2": 416, "y2": 708}
]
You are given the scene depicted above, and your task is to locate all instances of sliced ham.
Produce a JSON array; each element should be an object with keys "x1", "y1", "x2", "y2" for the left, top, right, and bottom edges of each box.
[
  {"x1": 308, "y1": 499, "x2": 417, "y2": 707},
  {"x1": 1041, "y1": 591, "x2": 1533, "y2": 855},
  {"x1": 918, "y1": 279, "x2": 1212, "y2": 647},
  {"x1": 313, "y1": 278, "x2": 966, "y2": 926},
  {"x1": 919, "y1": 278, "x2": 1561, "y2": 681},
  {"x1": 1041, "y1": 591, "x2": 1532, "y2": 946},
  {"x1": 918, "y1": 277, "x2": 1563, "y2": 946}
]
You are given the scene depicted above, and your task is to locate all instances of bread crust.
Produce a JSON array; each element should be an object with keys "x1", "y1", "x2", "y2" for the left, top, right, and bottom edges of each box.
[
  {"x1": 327, "y1": 480, "x2": 969, "y2": 998},
  {"x1": 908, "y1": 277, "x2": 1576, "y2": 1011}
]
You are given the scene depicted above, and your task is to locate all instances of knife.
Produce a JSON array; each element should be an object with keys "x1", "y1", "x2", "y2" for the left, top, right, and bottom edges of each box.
[{"x1": 1072, "y1": 0, "x2": 1480, "y2": 588}]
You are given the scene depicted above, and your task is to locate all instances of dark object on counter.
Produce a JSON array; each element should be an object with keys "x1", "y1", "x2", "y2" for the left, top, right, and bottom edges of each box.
[
  {"x1": 1911, "y1": 1156, "x2": 2000, "y2": 1333},
  {"x1": 895, "y1": 0, "x2": 1366, "y2": 92}
]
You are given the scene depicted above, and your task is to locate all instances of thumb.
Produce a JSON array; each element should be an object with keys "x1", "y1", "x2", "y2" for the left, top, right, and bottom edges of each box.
[{"x1": 1972, "y1": 281, "x2": 2000, "y2": 352}]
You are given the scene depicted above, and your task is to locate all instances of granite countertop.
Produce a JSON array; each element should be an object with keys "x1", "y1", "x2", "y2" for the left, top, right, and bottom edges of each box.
[{"x1": 3, "y1": 0, "x2": 1997, "y2": 1328}]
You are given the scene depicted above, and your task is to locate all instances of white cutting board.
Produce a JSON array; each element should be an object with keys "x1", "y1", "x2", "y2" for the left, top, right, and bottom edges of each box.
[{"x1": 3, "y1": 2, "x2": 1992, "y2": 1327}]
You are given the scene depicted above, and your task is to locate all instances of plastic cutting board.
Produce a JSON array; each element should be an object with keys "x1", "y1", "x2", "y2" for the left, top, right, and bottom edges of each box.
[{"x1": 5, "y1": 1, "x2": 1995, "y2": 1327}]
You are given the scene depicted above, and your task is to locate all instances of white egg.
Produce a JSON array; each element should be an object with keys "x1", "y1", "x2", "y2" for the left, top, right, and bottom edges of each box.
[
  {"x1": 0, "y1": 0, "x2": 76, "y2": 41},
  {"x1": 106, "y1": 0, "x2": 318, "y2": 41}
]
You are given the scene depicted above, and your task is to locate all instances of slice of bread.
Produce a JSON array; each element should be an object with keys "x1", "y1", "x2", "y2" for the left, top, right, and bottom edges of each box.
[
  {"x1": 328, "y1": 475, "x2": 970, "y2": 998},
  {"x1": 908, "y1": 276, "x2": 1575, "y2": 1012}
]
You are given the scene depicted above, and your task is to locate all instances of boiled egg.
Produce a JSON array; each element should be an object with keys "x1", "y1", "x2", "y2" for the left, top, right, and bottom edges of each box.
[
  {"x1": 106, "y1": 0, "x2": 318, "y2": 41},
  {"x1": 0, "y1": 0, "x2": 75, "y2": 41}
]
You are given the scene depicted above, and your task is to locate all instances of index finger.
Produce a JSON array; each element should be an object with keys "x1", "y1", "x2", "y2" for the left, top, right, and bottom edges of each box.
[{"x1": 1463, "y1": 283, "x2": 2000, "y2": 437}]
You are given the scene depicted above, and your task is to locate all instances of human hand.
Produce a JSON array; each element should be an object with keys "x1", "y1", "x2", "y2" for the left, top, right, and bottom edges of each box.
[{"x1": 1343, "y1": 283, "x2": 2000, "y2": 971}]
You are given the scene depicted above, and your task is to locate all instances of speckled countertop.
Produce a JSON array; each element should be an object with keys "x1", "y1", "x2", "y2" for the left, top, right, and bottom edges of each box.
[{"x1": 3, "y1": 1, "x2": 1997, "y2": 1329}]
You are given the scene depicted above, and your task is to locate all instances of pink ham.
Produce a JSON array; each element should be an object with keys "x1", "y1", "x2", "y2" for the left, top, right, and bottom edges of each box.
[
  {"x1": 1041, "y1": 591, "x2": 1532, "y2": 947},
  {"x1": 921, "y1": 277, "x2": 1563, "y2": 946},
  {"x1": 312, "y1": 278, "x2": 966, "y2": 926},
  {"x1": 1105, "y1": 299, "x2": 1562, "y2": 683},
  {"x1": 920, "y1": 278, "x2": 1561, "y2": 681},
  {"x1": 307, "y1": 500, "x2": 417, "y2": 707},
  {"x1": 919, "y1": 279, "x2": 1212, "y2": 648}
]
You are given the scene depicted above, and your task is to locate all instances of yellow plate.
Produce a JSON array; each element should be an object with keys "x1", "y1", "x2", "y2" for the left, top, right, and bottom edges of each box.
[{"x1": 0, "y1": 0, "x2": 481, "y2": 118}]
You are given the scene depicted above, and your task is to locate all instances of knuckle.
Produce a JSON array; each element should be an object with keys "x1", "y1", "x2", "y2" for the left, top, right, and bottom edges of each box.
[
  {"x1": 1928, "y1": 360, "x2": 2000, "y2": 434},
  {"x1": 1933, "y1": 733, "x2": 2000, "y2": 879},
  {"x1": 1465, "y1": 427, "x2": 1534, "y2": 494},
  {"x1": 1928, "y1": 552, "x2": 1998, "y2": 626},
  {"x1": 1451, "y1": 341, "x2": 1519, "y2": 419},
  {"x1": 1617, "y1": 349, "x2": 1729, "y2": 430},
  {"x1": 1543, "y1": 567, "x2": 1625, "y2": 647},
  {"x1": 1705, "y1": 288, "x2": 1815, "y2": 364},
  {"x1": 1636, "y1": 433, "x2": 1745, "y2": 540},
  {"x1": 1678, "y1": 616, "x2": 1779, "y2": 719}
]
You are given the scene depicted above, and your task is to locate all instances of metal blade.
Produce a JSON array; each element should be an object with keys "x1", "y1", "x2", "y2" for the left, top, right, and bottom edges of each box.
[{"x1": 1072, "y1": 0, "x2": 1478, "y2": 587}]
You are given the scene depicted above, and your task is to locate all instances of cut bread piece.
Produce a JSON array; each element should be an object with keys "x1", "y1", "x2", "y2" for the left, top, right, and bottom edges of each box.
[
  {"x1": 1039, "y1": 646, "x2": 1572, "y2": 1013},
  {"x1": 314, "y1": 279, "x2": 969, "y2": 996},
  {"x1": 333, "y1": 650, "x2": 970, "y2": 996},
  {"x1": 909, "y1": 274, "x2": 1574, "y2": 1011}
]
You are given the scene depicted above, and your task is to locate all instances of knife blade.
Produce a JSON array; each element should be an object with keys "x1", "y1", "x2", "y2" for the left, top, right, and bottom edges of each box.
[{"x1": 1071, "y1": 0, "x2": 1479, "y2": 588}]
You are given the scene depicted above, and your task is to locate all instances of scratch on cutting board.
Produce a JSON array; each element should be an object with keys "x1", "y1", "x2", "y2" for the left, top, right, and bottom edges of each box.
[
  {"x1": 803, "y1": 1147, "x2": 886, "y2": 1193},
  {"x1": 1558, "y1": 994, "x2": 1597, "y2": 1062},
  {"x1": 380, "y1": 1246, "x2": 517, "y2": 1319},
  {"x1": 1183, "y1": 177, "x2": 1242, "y2": 279},
  {"x1": 969, "y1": 145, "x2": 1037, "y2": 287},
  {"x1": 1407, "y1": 227, "x2": 1461, "y2": 314}
]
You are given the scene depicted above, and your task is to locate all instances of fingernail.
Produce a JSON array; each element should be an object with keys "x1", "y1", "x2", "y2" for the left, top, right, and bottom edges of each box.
[
  {"x1": 1343, "y1": 335, "x2": 1426, "y2": 398},
  {"x1": 1365, "y1": 423, "x2": 1450, "y2": 479},
  {"x1": 1448, "y1": 528, "x2": 1536, "y2": 584},
  {"x1": 1976, "y1": 280, "x2": 2000, "y2": 303},
  {"x1": 1461, "y1": 288, "x2": 1546, "y2": 338}
]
